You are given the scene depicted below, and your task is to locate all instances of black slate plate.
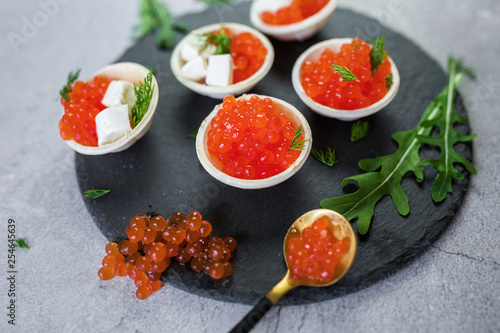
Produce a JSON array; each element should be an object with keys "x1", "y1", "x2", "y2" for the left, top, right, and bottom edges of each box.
[{"x1": 76, "y1": 3, "x2": 473, "y2": 305}]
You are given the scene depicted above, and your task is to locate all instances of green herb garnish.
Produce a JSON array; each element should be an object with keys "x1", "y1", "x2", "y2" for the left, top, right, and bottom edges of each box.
[
  {"x1": 321, "y1": 56, "x2": 477, "y2": 234},
  {"x1": 369, "y1": 36, "x2": 387, "y2": 74},
  {"x1": 131, "y1": 70, "x2": 154, "y2": 128},
  {"x1": 14, "y1": 238, "x2": 29, "y2": 250},
  {"x1": 187, "y1": 129, "x2": 198, "y2": 138},
  {"x1": 201, "y1": 23, "x2": 232, "y2": 55},
  {"x1": 133, "y1": 0, "x2": 189, "y2": 49},
  {"x1": 59, "y1": 68, "x2": 81, "y2": 102},
  {"x1": 331, "y1": 63, "x2": 359, "y2": 82},
  {"x1": 385, "y1": 73, "x2": 393, "y2": 90},
  {"x1": 311, "y1": 147, "x2": 338, "y2": 167},
  {"x1": 351, "y1": 120, "x2": 370, "y2": 142},
  {"x1": 84, "y1": 189, "x2": 111, "y2": 199},
  {"x1": 197, "y1": 0, "x2": 234, "y2": 5},
  {"x1": 288, "y1": 125, "x2": 308, "y2": 152}
]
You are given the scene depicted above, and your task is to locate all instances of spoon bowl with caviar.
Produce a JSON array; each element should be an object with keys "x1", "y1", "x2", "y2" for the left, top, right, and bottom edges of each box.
[{"x1": 230, "y1": 209, "x2": 357, "y2": 333}]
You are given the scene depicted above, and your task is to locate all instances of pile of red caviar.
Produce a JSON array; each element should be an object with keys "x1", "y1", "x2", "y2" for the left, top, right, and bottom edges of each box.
[
  {"x1": 286, "y1": 216, "x2": 349, "y2": 284},
  {"x1": 207, "y1": 95, "x2": 304, "y2": 180},
  {"x1": 261, "y1": 0, "x2": 329, "y2": 25},
  {"x1": 223, "y1": 29, "x2": 267, "y2": 84},
  {"x1": 301, "y1": 38, "x2": 392, "y2": 110},
  {"x1": 98, "y1": 211, "x2": 237, "y2": 300},
  {"x1": 58, "y1": 76, "x2": 111, "y2": 147}
]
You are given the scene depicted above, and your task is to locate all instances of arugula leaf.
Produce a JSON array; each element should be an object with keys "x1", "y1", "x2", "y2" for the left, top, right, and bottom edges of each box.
[
  {"x1": 331, "y1": 63, "x2": 359, "y2": 82},
  {"x1": 84, "y1": 189, "x2": 111, "y2": 199},
  {"x1": 59, "y1": 68, "x2": 81, "y2": 102},
  {"x1": 369, "y1": 36, "x2": 387, "y2": 74},
  {"x1": 351, "y1": 120, "x2": 370, "y2": 142},
  {"x1": 14, "y1": 238, "x2": 29, "y2": 250},
  {"x1": 311, "y1": 147, "x2": 338, "y2": 167},
  {"x1": 133, "y1": 0, "x2": 188, "y2": 49},
  {"x1": 418, "y1": 57, "x2": 477, "y2": 202},
  {"x1": 131, "y1": 70, "x2": 154, "y2": 128},
  {"x1": 321, "y1": 57, "x2": 475, "y2": 234}
]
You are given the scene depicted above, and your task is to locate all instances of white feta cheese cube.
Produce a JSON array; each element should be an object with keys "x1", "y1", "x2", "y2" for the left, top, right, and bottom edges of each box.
[
  {"x1": 254, "y1": 0, "x2": 293, "y2": 13},
  {"x1": 95, "y1": 105, "x2": 132, "y2": 146},
  {"x1": 181, "y1": 43, "x2": 201, "y2": 62},
  {"x1": 181, "y1": 56, "x2": 207, "y2": 82},
  {"x1": 205, "y1": 54, "x2": 233, "y2": 87},
  {"x1": 101, "y1": 80, "x2": 137, "y2": 110}
]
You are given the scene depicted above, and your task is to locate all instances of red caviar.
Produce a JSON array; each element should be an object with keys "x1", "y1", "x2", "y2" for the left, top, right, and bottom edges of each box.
[
  {"x1": 98, "y1": 211, "x2": 237, "y2": 300},
  {"x1": 58, "y1": 76, "x2": 111, "y2": 146},
  {"x1": 207, "y1": 95, "x2": 304, "y2": 180},
  {"x1": 261, "y1": 0, "x2": 329, "y2": 25},
  {"x1": 301, "y1": 38, "x2": 392, "y2": 110},
  {"x1": 286, "y1": 216, "x2": 349, "y2": 284},
  {"x1": 214, "y1": 28, "x2": 267, "y2": 84}
]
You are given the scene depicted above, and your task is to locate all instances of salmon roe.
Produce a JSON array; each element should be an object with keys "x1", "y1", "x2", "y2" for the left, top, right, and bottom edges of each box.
[
  {"x1": 98, "y1": 211, "x2": 237, "y2": 300},
  {"x1": 301, "y1": 38, "x2": 392, "y2": 110},
  {"x1": 207, "y1": 95, "x2": 304, "y2": 180},
  {"x1": 58, "y1": 76, "x2": 111, "y2": 146},
  {"x1": 261, "y1": 0, "x2": 329, "y2": 25},
  {"x1": 286, "y1": 216, "x2": 350, "y2": 284},
  {"x1": 218, "y1": 28, "x2": 267, "y2": 84}
]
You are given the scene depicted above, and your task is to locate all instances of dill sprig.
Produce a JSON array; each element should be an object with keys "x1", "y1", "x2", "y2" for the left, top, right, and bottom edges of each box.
[
  {"x1": 84, "y1": 189, "x2": 111, "y2": 199},
  {"x1": 201, "y1": 24, "x2": 232, "y2": 55},
  {"x1": 133, "y1": 0, "x2": 188, "y2": 49},
  {"x1": 187, "y1": 129, "x2": 198, "y2": 138},
  {"x1": 331, "y1": 63, "x2": 359, "y2": 82},
  {"x1": 14, "y1": 238, "x2": 29, "y2": 250},
  {"x1": 288, "y1": 125, "x2": 308, "y2": 151},
  {"x1": 369, "y1": 36, "x2": 387, "y2": 74},
  {"x1": 311, "y1": 147, "x2": 338, "y2": 167},
  {"x1": 385, "y1": 73, "x2": 393, "y2": 90},
  {"x1": 59, "y1": 68, "x2": 81, "y2": 102},
  {"x1": 351, "y1": 120, "x2": 370, "y2": 142},
  {"x1": 131, "y1": 70, "x2": 154, "y2": 128}
]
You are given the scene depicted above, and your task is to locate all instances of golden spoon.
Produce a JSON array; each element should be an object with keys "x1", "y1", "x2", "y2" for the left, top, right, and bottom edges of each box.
[{"x1": 229, "y1": 209, "x2": 357, "y2": 333}]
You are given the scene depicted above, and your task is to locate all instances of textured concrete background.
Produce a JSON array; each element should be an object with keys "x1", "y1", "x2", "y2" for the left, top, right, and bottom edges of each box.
[{"x1": 0, "y1": 0, "x2": 499, "y2": 332}]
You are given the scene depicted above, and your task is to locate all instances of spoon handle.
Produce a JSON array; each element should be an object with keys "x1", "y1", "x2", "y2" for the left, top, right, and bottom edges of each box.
[{"x1": 229, "y1": 296, "x2": 273, "y2": 333}]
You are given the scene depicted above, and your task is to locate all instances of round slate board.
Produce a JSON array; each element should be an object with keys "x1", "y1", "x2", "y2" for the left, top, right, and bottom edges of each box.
[{"x1": 76, "y1": 3, "x2": 473, "y2": 305}]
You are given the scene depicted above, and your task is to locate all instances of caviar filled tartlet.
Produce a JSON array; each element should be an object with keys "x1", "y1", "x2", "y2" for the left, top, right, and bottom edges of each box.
[
  {"x1": 58, "y1": 62, "x2": 159, "y2": 155},
  {"x1": 171, "y1": 23, "x2": 274, "y2": 99},
  {"x1": 292, "y1": 37, "x2": 400, "y2": 120},
  {"x1": 196, "y1": 94, "x2": 312, "y2": 189},
  {"x1": 250, "y1": 0, "x2": 339, "y2": 41}
]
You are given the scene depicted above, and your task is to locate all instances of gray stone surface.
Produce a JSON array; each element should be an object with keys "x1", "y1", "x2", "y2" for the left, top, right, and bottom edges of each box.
[{"x1": 0, "y1": 0, "x2": 499, "y2": 332}]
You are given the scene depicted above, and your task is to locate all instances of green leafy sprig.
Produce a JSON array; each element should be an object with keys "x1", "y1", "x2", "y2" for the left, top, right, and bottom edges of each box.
[
  {"x1": 133, "y1": 0, "x2": 188, "y2": 49},
  {"x1": 288, "y1": 125, "x2": 308, "y2": 152},
  {"x1": 351, "y1": 120, "x2": 370, "y2": 142},
  {"x1": 321, "y1": 57, "x2": 476, "y2": 234},
  {"x1": 369, "y1": 36, "x2": 387, "y2": 74},
  {"x1": 14, "y1": 238, "x2": 29, "y2": 250},
  {"x1": 187, "y1": 129, "x2": 198, "y2": 138},
  {"x1": 201, "y1": 24, "x2": 232, "y2": 55},
  {"x1": 59, "y1": 68, "x2": 81, "y2": 102},
  {"x1": 385, "y1": 73, "x2": 393, "y2": 90},
  {"x1": 84, "y1": 189, "x2": 111, "y2": 199},
  {"x1": 131, "y1": 70, "x2": 154, "y2": 128},
  {"x1": 311, "y1": 147, "x2": 338, "y2": 167},
  {"x1": 331, "y1": 63, "x2": 359, "y2": 82}
]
